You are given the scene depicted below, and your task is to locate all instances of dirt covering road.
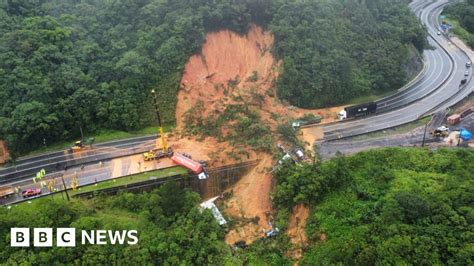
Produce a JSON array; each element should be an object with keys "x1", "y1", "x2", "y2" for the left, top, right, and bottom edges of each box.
[{"x1": 174, "y1": 25, "x2": 342, "y2": 245}]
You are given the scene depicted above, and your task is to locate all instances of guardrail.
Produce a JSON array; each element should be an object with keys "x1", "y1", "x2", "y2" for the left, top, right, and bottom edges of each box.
[
  {"x1": 74, "y1": 174, "x2": 186, "y2": 198},
  {"x1": 1, "y1": 160, "x2": 260, "y2": 206},
  {"x1": 424, "y1": 1, "x2": 473, "y2": 115},
  {"x1": 72, "y1": 160, "x2": 260, "y2": 200},
  {"x1": 321, "y1": 1, "x2": 462, "y2": 141},
  {"x1": 0, "y1": 144, "x2": 154, "y2": 185}
]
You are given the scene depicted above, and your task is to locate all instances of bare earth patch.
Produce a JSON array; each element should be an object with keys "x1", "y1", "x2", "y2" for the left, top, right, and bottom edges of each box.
[
  {"x1": 176, "y1": 24, "x2": 341, "y2": 132},
  {"x1": 174, "y1": 24, "x2": 341, "y2": 245},
  {"x1": 286, "y1": 204, "x2": 310, "y2": 260},
  {"x1": 224, "y1": 154, "x2": 273, "y2": 244}
]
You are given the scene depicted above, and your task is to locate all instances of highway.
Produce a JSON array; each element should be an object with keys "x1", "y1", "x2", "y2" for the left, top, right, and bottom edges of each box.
[
  {"x1": 318, "y1": 0, "x2": 473, "y2": 141},
  {"x1": 1, "y1": 0, "x2": 472, "y2": 187},
  {"x1": 0, "y1": 154, "x2": 178, "y2": 205},
  {"x1": 319, "y1": 111, "x2": 474, "y2": 160},
  {"x1": 375, "y1": 0, "x2": 452, "y2": 113},
  {"x1": 0, "y1": 135, "x2": 157, "y2": 184}
]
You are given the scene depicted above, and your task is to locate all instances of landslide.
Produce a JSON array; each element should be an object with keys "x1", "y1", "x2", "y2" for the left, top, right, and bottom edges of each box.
[
  {"x1": 176, "y1": 25, "x2": 335, "y2": 132},
  {"x1": 175, "y1": 25, "x2": 276, "y2": 244},
  {"x1": 286, "y1": 204, "x2": 310, "y2": 260},
  {"x1": 174, "y1": 25, "x2": 338, "y2": 245}
]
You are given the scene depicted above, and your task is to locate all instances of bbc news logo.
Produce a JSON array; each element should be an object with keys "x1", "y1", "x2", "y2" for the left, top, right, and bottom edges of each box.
[{"x1": 11, "y1": 228, "x2": 138, "y2": 247}]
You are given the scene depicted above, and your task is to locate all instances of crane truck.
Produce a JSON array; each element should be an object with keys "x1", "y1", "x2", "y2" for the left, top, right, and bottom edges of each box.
[{"x1": 144, "y1": 89, "x2": 173, "y2": 161}]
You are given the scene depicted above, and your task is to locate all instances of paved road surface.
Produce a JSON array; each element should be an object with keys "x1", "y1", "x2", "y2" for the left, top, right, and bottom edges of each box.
[
  {"x1": 0, "y1": 135, "x2": 157, "y2": 184},
  {"x1": 0, "y1": 153, "x2": 177, "y2": 205},
  {"x1": 375, "y1": 1, "x2": 450, "y2": 113},
  {"x1": 319, "y1": 112, "x2": 473, "y2": 160},
  {"x1": 317, "y1": 0, "x2": 473, "y2": 141},
  {"x1": 2, "y1": 0, "x2": 472, "y2": 186}
]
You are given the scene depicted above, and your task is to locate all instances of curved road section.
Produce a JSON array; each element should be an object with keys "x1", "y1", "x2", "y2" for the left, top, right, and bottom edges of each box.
[
  {"x1": 1, "y1": 0, "x2": 471, "y2": 184},
  {"x1": 319, "y1": 0, "x2": 472, "y2": 141},
  {"x1": 375, "y1": 0, "x2": 451, "y2": 113}
]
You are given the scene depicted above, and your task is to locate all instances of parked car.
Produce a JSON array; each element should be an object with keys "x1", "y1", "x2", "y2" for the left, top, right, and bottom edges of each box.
[
  {"x1": 22, "y1": 188, "x2": 41, "y2": 198},
  {"x1": 467, "y1": 61, "x2": 472, "y2": 68},
  {"x1": 465, "y1": 70, "x2": 470, "y2": 77}
]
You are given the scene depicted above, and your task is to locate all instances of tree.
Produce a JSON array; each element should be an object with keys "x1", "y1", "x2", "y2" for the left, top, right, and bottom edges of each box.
[{"x1": 0, "y1": 0, "x2": 427, "y2": 154}]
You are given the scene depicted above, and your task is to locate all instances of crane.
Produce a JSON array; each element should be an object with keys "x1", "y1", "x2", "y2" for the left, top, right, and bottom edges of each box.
[
  {"x1": 143, "y1": 89, "x2": 173, "y2": 161},
  {"x1": 151, "y1": 89, "x2": 168, "y2": 150}
]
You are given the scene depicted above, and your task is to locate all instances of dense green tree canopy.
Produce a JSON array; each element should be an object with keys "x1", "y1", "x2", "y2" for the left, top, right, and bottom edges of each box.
[
  {"x1": 0, "y1": 0, "x2": 274, "y2": 155},
  {"x1": 0, "y1": 0, "x2": 425, "y2": 154},
  {"x1": 1, "y1": 147, "x2": 472, "y2": 264},
  {"x1": 0, "y1": 183, "x2": 231, "y2": 265},
  {"x1": 444, "y1": 0, "x2": 474, "y2": 48},
  {"x1": 273, "y1": 148, "x2": 474, "y2": 265},
  {"x1": 272, "y1": 0, "x2": 426, "y2": 107}
]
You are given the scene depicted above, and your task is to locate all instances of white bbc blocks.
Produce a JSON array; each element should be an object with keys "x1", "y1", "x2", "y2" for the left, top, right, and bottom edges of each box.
[
  {"x1": 10, "y1": 228, "x2": 137, "y2": 247},
  {"x1": 56, "y1": 228, "x2": 76, "y2": 247},
  {"x1": 10, "y1": 228, "x2": 30, "y2": 247},
  {"x1": 34, "y1": 228, "x2": 53, "y2": 247},
  {"x1": 11, "y1": 228, "x2": 74, "y2": 247}
]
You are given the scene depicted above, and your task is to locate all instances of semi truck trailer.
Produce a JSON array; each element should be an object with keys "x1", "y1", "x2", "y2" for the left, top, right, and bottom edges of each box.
[
  {"x1": 338, "y1": 102, "x2": 377, "y2": 120},
  {"x1": 171, "y1": 153, "x2": 208, "y2": 180}
]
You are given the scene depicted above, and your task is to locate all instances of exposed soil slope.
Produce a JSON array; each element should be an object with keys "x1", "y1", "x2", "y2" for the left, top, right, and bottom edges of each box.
[
  {"x1": 176, "y1": 25, "x2": 275, "y2": 129},
  {"x1": 174, "y1": 25, "x2": 340, "y2": 245},
  {"x1": 287, "y1": 204, "x2": 310, "y2": 259},
  {"x1": 176, "y1": 25, "x2": 339, "y2": 132},
  {"x1": 224, "y1": 154, "x2": 273, "y2": 244}
]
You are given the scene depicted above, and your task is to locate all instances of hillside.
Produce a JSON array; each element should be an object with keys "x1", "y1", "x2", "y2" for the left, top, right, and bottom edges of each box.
[
  {"x1": 272, "y1": 0, "x2": 426, "y2": 108},
  {"x1": 0, "y1": 183, "x2": 231, "y2": 265},
  {"x1": 444, "y1": 0, "x2": 474, "y2": 48},
  {"x1": 1, "y1": 148, "x2": 472, "y2": 264},
  {"x1": 174, "y1": 25, "x2": 311, "y2": 245},
  {"x1": 0, "y1": 0, "x2": 425, "y2": 155},
  {"x1": 271, "y1": 148, "x2": 474, "y2": 264}
]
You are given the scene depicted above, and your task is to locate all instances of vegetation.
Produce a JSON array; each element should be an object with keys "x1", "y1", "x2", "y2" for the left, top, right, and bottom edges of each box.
[
  {"x1": 277, "y1": 123, "x2": 300, "y2": 147},
  {"x1": 247, "y1": 71, "x2": 259, "y2": 82},
  {"x1": 0, "y1": 183, "x2": 231, "y2": 264},
  {"x1": 232, "y1": 237, "x2": 292, "y2": 265},
  {"x1": 272, "y1": 0, "x2": 427, "y2": 108},
  {"x1": 2, "y1": 181, "x2": 291, "y2": 265},
  {"x1": 3, "y1": 147, "x2": 472, "y2": 264},
  {"x1": 296, "y1": 113, "x2": 322, "y2": 125},
  {"x1": 444, "y1": 0, "x2": 474, "y2": 48},
  {"x1": 23, "y1": 125, "x2": 170, "y2": 157},
  {"x1": 0, "y1": 0, "x2": 271, "y2": 156},
  {"x1": 0, "y1": 0, "x2": 426, "y2": 156},
  {"x1": 71, "y1": 166, "x2": 187, "y2": 195},
  {"x1": 184, "y1": 103, "x2": 273, "y2": 152},
  {"x1": 273, "y1": 148, "x2": 474, "y2": 264}
]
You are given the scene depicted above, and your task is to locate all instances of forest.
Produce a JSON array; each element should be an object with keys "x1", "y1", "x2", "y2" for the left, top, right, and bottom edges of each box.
[
  {"x1": 0, "y1": 0, "x2": 426, "y2": 155},
  {"x1": 0, "y1": 183, "x2": 233, "y2": 265},
  {"x1": 1, "y1": 148, "x2": 472, "y2": 264},
  {"x1": 0, "y1": 181, "x2": 290, "y2": 265},
  {"x1": 272, "y1": 0, "x2": 426, "y2": 108},
  {"x1": 444, "y1": 0, "x2": 474, "y2": 48},
  {"x1": 273, "y1": 148, "x2": 474, "y2": 265}
]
